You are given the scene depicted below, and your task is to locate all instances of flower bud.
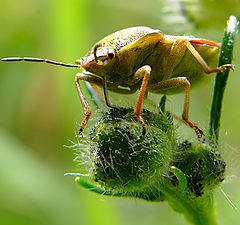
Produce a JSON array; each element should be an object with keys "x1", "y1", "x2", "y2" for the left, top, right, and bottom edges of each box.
[
  {"x1": 75, "y1": 108, "x2": 226, "y2": 200},
  {"x1": 173, "y1": 141, "x2": 226, "y2": 197},
  {"x1": 78, "y1": 108, "x2": 176, "y2": 193}
]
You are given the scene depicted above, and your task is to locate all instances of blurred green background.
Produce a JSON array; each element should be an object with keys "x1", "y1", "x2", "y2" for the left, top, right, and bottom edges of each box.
[{"x1": 0, "y1": 0, "x2": 239, "y2": 225}]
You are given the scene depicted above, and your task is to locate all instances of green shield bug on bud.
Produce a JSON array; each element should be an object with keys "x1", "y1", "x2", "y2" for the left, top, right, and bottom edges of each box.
[{"x1": 1, "y1": 26, "x2": 233, "y2": 137}]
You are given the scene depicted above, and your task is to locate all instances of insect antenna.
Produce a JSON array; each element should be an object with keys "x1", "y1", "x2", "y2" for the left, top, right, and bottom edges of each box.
[{"x1": 1, "y1": 57, "x2": 79, "y2": 68}]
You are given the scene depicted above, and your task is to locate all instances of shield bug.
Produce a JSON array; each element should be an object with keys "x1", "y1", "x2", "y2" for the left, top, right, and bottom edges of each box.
[{"x1": 1, "y1": 26, "x2": 233, "y2": 137}]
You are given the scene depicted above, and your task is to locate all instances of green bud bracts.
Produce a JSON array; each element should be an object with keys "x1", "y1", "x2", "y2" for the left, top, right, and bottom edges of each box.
[
  {"x1": 83, "y1": 108, "x2": 176, "y2": 192},
  {"x1": 173, "y1": 141, "x2": 226, "y2": 197},
  {"x1": 75, "y1": 107, "x2": 225, "y2": 200}
]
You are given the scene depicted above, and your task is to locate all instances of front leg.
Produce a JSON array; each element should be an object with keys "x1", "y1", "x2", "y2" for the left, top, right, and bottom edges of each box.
[
  {"x1": 133, "y1": 65, "x2": 152, "y2": 136},
  {"x1": 75, "y1": 73, "x2": 103, "y2": 134},
  {"x1": 87, "y1": 66, "x2": 151, "y2": 136},
  {"x1": 75, "y1": 72, "x2": 139, "y2": 134},
  {"x1": 102, "y1": 76, "x2": 119, "y2": 109}
]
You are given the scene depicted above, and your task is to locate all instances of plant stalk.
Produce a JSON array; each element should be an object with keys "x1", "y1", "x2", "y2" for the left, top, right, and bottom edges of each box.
[{"x1": 209, "y1": 15, "x2": 238, "y2": 145}]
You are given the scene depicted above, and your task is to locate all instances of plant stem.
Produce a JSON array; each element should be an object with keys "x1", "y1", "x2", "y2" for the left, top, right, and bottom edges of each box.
[
  {"x1": 162, "y1": 187, "x2": 217, "y2": 225},
  {"x1": 209, "y1": 15, "x2": 238, "y2": 145}
]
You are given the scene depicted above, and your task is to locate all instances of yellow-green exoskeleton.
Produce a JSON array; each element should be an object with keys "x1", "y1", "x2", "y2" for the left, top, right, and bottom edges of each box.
[{"x1": 1, "y1": 26, "x2": 233, "y2": 137}]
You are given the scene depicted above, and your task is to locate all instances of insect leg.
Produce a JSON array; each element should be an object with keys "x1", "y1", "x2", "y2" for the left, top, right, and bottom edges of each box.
[
  {"x1": 162, "y1": 39, "x2": 187, "y2": 80},
  {"x1": 75, "y1": 73, "x2": 102, "y2": 134},
  {"x1": 148, "y1": 77, "x2": 203, "y2": 138},
  {"x1": 134, "y1": 65, "x2": 151, "y2": 136},
  {"x1": 89, "y1": 83, "x2": 105, "y2": 101},
  {"x1": 86, "y1": 77, "x2": 137, "y2": 103},
  {"x1": 154, "y1": 39, "x2": 203, "y2": 137},
  {"x1": 102, "y1": 77, "x2": 119, "y2": 109},
  {"x1": 184, "y1": 40, "x2": 233, "y2": 73}
]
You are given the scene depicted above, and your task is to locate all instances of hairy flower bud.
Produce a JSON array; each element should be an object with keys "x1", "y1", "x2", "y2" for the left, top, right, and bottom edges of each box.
[
  {"x1": 74, "y1": 107, "x2": 226, "y2": 203},
  {"x1": 80, "y1": 108, "x2": 176, "y2": 193}
]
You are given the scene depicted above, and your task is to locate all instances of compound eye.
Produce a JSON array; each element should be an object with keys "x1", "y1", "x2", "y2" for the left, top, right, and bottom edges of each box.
[
  {"x1": 93, "y1": 44, "x2": 115, "y2": 65},
  {"x1": 107, "y1": 49, "x2": 115, "y2": 60}
]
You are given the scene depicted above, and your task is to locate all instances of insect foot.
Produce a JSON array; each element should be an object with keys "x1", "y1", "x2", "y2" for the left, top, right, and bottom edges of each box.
[
  {"x1": 184, "y1": 119, "x2": 204, "y2": 139},
  {"x1": 207, "y1": 63, "x2": 234, "y2": 73},
  {"x1": 78, "y1": 113, "x2": 91, "y2": 136}
]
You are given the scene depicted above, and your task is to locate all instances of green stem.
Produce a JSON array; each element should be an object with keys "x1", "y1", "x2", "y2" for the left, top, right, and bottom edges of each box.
[
  {"x1": 161, "y1": 185, "x2": 217, "y2": 225},
  {"x1": 209, "y1": 15, "x2": 238, "y2": 145},
  {"x1": 158, "y1": 168, "x2": 218, "y2": 225}
]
